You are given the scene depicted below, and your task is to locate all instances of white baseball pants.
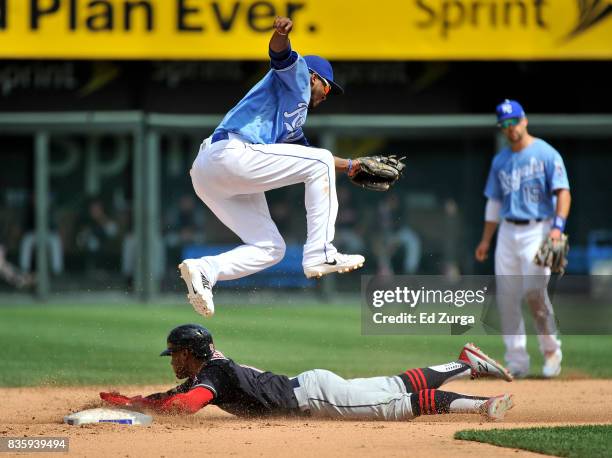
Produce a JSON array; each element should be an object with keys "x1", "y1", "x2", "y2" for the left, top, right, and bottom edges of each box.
[
  {"x1": 188, "y1": 135, "x2": 338, "y2": 285},
  {"x1": 293, "y1": 369, "x2": 415, "y2": 420},
  {"x1": 495, "y1": 220, "x2": 561, "y2": 371}
]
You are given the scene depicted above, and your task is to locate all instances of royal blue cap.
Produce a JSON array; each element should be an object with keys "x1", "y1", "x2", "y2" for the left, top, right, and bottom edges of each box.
[
  {"x1": 496, "y1": 99, "x2": 525, "y2": 122},
  {"x1": 303, "y1": 55, "x2": 344, "y2": 95}
]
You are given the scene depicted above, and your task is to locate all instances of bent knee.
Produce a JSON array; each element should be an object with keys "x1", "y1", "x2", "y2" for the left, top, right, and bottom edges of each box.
[
  {"x1": 308, "y1": 149, "x2": 335, "y2": 182},
  {"x1": 271, "y1": 241, "x2": 286, "y2": 263},
  {"x1": 308, "y1": 148, "x2": 334, "y2": 171},
  {"x1": 319, "y1": 149, "x2": 335, "y2": 168},
  {"x1": 263, "y1": 238, "x2": 286, "y2": 264}
]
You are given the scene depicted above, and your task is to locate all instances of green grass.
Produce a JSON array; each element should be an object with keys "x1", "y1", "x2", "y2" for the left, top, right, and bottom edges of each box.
[
  {"x1": 0, "y1": 302, "x2": 611, "y2": 386},
  {"x1": 455, "y1": 425, "x2": 612, "y2": 457}
]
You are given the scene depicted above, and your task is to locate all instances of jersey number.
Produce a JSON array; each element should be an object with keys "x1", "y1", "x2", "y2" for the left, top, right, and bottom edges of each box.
[{"x1": 522, "y1": 185, "x2": 543, "y2": 203}]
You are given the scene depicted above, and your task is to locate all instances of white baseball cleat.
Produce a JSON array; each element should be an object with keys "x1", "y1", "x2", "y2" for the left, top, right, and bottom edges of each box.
[
  {"x1": 303, "y1": 253, "x2": 365, "y2": 279},
  {"x1": 481, "y1": 393, "x2": 514, "y2": 421},
  {"x1": 542, "y1": 349, "x2": 562, "y2": 378},
  {"x1": 178, "y1": 260, "x2": 215, "y2": 318},
  {"x1": 459, "y1": 343, "x2": 513, "y2": 382}
]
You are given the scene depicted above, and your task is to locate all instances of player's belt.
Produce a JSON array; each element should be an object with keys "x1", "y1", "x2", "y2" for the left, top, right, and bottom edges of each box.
[
  {"x1": 506, "y1": 218, "x2": 543, "y2": 225},
  {"x1": 290, "y1": 377, "x2": 300, "y2": 388},
  {"x1": 211, "y1": 131, "x2": 229, "y2": 143}
]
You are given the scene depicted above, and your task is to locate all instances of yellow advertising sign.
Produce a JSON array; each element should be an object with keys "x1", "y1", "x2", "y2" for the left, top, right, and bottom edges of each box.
[{"x1": 0, "y1": 0, "x2": 610, "y2": 60}]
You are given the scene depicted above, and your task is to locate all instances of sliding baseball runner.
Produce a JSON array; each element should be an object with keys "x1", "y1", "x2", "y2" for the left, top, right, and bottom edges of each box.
[{"x1": 101, "y1": 324, "x2": 514, "y2": 421}]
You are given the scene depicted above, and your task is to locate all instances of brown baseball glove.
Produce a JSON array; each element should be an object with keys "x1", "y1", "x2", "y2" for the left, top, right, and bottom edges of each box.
[
  {"x1": 534, "y1": 234, "x2": 570, "y2": 274},
  {"x1": 349, "y1": 155, "x2": 406, "y2": 192}
]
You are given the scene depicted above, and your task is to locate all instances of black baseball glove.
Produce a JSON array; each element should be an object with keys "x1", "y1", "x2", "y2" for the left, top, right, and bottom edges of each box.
[
  {"x1": 534, "y1": 234, "x2": 570, "y2": 274},
  {"x1": 349, "y1": 155, "x2": 406, "y2": 192}
]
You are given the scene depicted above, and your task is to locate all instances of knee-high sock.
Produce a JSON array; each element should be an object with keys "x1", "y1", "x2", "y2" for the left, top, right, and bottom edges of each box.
[
  {"x1": 399, "y1": 361, "x2": 471, "y2": 393},
  {"x1": 410, "y1": 389, "x2": 489, "y2": 416}
]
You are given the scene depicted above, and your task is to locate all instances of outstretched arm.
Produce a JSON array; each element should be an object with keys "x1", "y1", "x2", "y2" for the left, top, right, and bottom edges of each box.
[
  {"x1": 270, "y1": 16, "x2": 292, "y2": 53},
  {"x1": 100, "y1": 387, "x2": 214, "y2": 415},
  {"x1": 146, "y1": 387, "x2": 214, "y2": 414},
  {"x1": 268, "y1": 16, "x2": 298, "y2": 71}
]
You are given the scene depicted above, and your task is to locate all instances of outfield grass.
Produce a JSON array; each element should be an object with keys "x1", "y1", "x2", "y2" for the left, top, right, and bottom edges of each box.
[
  {"x1": 455, "y1": 425, "x2": 612, "y2": 457},
  {"x1": 0, "y1": 302, "x2": 611, "y2": 386}
]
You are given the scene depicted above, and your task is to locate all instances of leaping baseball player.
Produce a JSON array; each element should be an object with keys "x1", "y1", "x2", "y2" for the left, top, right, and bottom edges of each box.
[
  {"x1": 475, "y1": 100, "x2": 571, "y2": 378},
  {"x1": 178, "y1": 16, "x2": 405, "y2": 318},
  {"x1": 101, "y1": 324, "x2": 514, "y2": 421}
]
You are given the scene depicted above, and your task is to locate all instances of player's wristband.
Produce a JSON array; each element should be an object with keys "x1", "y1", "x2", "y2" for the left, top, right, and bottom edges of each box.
[
  {"x1": 347, "y1": 159, "x2": 353, "y2": 175},
  {"x1": 552, "y1": 215, "x2": 566, "y2": 232}
]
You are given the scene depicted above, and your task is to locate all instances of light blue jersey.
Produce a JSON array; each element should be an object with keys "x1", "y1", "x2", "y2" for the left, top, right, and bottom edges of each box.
[
  {"x1": 213, "y1": 50, "x2": 311, "y2": 145},
  {"x1": 484, "y1": 139, "x2": 570, "y2": 220}
]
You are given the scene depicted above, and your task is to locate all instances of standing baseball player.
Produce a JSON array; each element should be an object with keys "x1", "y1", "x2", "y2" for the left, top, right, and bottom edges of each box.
[
  {"x1": 475, "y1": 100, "x2": 571, "y2": 378},
  {"x1": 179, "y1": 16, "x2": 404, "y2": 317},
  {"x1": 101, "y1": 324, "x2": 514, "y2": 421}
]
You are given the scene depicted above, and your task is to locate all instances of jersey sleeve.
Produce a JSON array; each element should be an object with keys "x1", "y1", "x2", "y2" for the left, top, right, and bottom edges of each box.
[
  {"x1": 157, "y1": 387, "x2": 214, "y2": 414},
  {"x1": 546, "y1": 149, "x2": 570, "y2": 191},
  {"x1": 270, "y1": 50, "x2": 310, "y2": 98},
  {"x1": 167, "y1": 380, "x2": 193, "y2": 395},
  {"x1": 269, "y1": 45, "x2": 299, "y2": 70},
  {"x1": 193, "y1": 365, "x2": 228, "y2": 398},
  {"x1": 142, "y1": 379, "x2": 192, "y2": 402},
  {"x1": 484, "y1": 157, "x2": 502, "y2": 200}
]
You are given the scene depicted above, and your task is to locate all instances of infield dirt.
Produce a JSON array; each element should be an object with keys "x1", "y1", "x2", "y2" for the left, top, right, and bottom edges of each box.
[{"x1": 2, "y1": 379, "x2": 611, "y2": 457}]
